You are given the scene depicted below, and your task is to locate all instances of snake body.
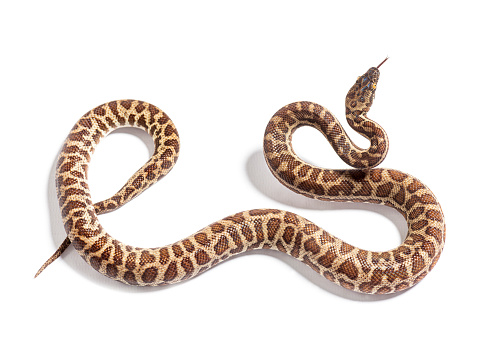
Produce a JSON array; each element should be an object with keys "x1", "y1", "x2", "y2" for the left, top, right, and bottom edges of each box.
[{"x1": 37, "y1": 64, "x2": 445, "y2": 294}]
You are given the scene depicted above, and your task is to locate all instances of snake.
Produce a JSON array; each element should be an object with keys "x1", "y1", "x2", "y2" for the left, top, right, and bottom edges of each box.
[{"x1": 36, "y1": 59, "x2": 446, "y2": 294}]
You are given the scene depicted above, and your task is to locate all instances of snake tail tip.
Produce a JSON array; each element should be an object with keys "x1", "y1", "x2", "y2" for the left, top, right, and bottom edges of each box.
[
  {"x1": 34, "y1": 237, "x2": 72, "y2": 279},
  {"x1": 34, "y1": 269, "x2": 43, "y2": 279},
  {"x1": 34, "y1": 260, "x2": 52, "y2": 279}
]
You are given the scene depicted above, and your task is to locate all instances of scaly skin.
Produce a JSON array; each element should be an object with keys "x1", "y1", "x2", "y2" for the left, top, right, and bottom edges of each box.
[{"x1": 36, "y1": 62, "x2": 445, "y2": 294}]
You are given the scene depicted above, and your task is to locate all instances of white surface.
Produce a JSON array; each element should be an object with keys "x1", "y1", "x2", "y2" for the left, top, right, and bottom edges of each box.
[{"x1": 1, "y1": 1, "x2": 498, "y2": 342}]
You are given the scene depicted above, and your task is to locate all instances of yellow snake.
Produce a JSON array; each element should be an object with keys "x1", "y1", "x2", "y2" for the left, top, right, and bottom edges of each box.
[{"x1": 36, "y1": 59, "x2": 445, "y2": 294}]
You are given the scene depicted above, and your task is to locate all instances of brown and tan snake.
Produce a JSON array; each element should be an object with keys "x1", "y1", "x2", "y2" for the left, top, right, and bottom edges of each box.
[{"x1": 36, "y1": 60, "x2": 446, "y2": 294}]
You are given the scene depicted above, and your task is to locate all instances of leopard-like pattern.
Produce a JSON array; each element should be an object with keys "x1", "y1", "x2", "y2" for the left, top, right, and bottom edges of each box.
[{"x1": 36, "y1": 62, "x2": 445, "y2": 294}]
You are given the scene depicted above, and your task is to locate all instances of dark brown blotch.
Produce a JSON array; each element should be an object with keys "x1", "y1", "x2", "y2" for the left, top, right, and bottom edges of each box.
[
  {"x1": 266, "y1": 218, "x2": 281, "y2": 241},
  {"x1": 141, "y1": 267, "x2": 158, "y2": 284},
  {"x1": 214, "y1": 235, "x2": 229, "y2": 255},
  {"x1": 211, "y1": 223, "x2": 225, "y2": 233},
  {"x1": 317, "y1": 250, "x2": 336, "y2": 268},
  {"x1": 327, "y1": 180, "x2": 354, "y2": 196},
  {"x1": 89, "y1": 256, "x2": 102, "y2": 271},
  {"x1": 195, "y1": 249, "x2": 210, "y2": 265},
  {"x1": 123, "y1": 271, "x2": 138, "y2": 285},
  {"x1": 163, "y1": 261, "x2": 178, "y2": 282},
  {"x1": 181, "y1": 257, "x2": 195, "y2": 279},
  {"x1": 125, "y1": 252, "x2": 136, "y2": 270},
  {"x1": 135, "y1": 102, "x2": 146, "y2": 114},
  {"x1": 172, "y1": 244, "x2": 183, "y2": 258},
  {"x1": 337, "y1": 260, "x2": 359, "y2": 280},
  {"x1": 426, "y1": 209, "x2": 443, "y2": 222},
  {"x1": 120, "y1": 100, "x2": 132, "y2": 110},
  {"x1": 88, "y1": 237, "x2": 107, "y2": 253},
  {"x1": 411, "y1": 253, "x2": 425, "y2": 274},
  {"x1": 159, "y1": 247, "x2": 169, "y2": 265},
  {"x1": 303, "y1": 223, "x2": 320, "y2": 235},
  {"x1": 282, "y1": 226, "x2": 295, "y2": 245},
  {"x1": 106, "y1": 263, "x2": 118, "y2": 278},
  {"x1": 182, "y1": 239, "x2": 195, "y2": 253},
  {"x1": 194, "y1": 233, "x2": 210, "y2": 246},
  {"x1": 139, "y1": 250, "x2": 156, "y2": 265},
  {"x1": 376, "y1": 182, "x2": 394, "y2": 198},
  {"x1": 303, "y1": 238, "x2": 321, "y2": 254}
]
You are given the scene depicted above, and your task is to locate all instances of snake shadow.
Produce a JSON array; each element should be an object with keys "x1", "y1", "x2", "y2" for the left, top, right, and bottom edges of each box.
[
  {"x1": 42, "y1": 129, "x2": 409, "y2": 299},
  {"x1": 243, "y1": 149, "x2": 411, "y2": 301}
]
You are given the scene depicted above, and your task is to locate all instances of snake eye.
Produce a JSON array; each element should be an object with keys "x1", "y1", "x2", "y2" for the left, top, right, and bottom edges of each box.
[{"x1": 372, "y1": 83, "x2": 377, "y2": 89}]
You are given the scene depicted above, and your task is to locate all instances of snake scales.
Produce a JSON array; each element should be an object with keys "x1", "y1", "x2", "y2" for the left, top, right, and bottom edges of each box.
[{"x1": 36, "y1": 61, "x2": 445, "y2": 294}]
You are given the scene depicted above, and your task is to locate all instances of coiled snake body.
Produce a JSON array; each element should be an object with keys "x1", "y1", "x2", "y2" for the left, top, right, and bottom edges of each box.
[{"x1": 36, "y1": 62, "x2": 445, "y2": 294}]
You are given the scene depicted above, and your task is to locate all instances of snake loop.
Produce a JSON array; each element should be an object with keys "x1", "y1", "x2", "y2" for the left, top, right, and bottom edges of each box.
[{"x1": 36, "y1": 62, "x2": 445, "y2": 294}]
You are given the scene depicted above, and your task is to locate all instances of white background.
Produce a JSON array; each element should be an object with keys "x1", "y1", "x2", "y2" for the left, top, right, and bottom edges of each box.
[{"x1": 1, "y1": 1, "x2": 498, "y2": 343}]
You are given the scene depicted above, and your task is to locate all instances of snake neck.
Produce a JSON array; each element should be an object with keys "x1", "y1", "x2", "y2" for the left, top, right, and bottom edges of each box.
[
  {"x1": 265, "y1": 101, "x2": 388, "y2": 169},
  {"x1": 344, "y1": 111, "x2": 389, "y2": 168},
  {"x1": 343, "y1": 69, "x2": 388, "y2": 167}
]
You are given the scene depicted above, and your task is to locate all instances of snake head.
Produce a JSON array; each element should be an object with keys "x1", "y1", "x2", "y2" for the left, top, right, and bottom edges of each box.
[{"x1": 345, "y1": 66, "x2": 381, "y2": 117}]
